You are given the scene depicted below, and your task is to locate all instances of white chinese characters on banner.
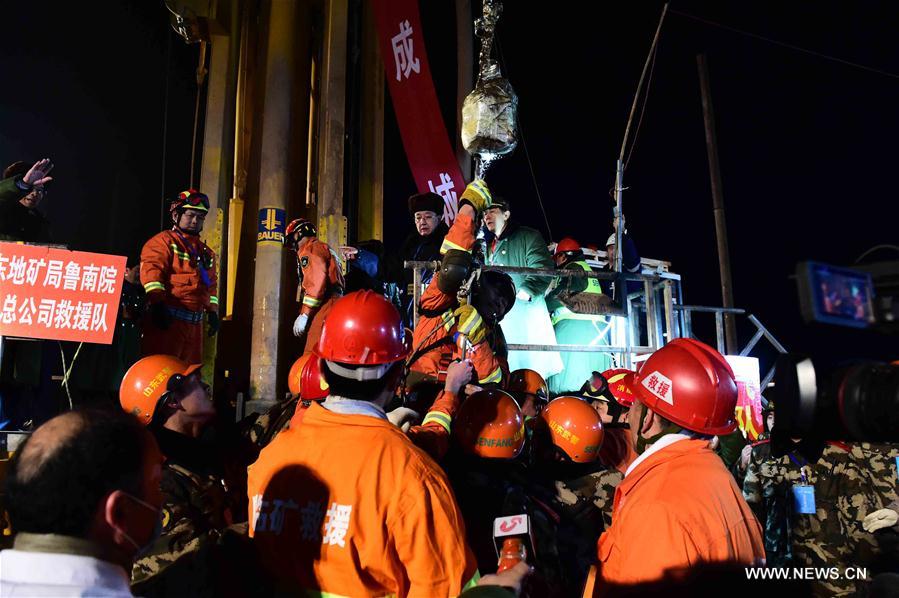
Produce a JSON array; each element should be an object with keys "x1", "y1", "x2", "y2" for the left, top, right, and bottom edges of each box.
[
  {"x1": 0, "y1": 295, "x2": 108, "y2": 333},
  {"x1": 0, "y1": 257, "x2": 118, "y2": 293},
  {"x1": 391, "y1": 20, "x2": 421, "y2": 82},
  {"x1": 428, "y1": 173, "x2": 459, "y2": 224}
]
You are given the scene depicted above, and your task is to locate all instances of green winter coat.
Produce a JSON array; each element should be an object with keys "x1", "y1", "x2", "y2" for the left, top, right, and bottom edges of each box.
[
  {"x1": 484, "y1": 221, "x2": 553, "y2": 297},
  {"x1": 0, "y1": 176, "x2": 26, "y2": 205}
]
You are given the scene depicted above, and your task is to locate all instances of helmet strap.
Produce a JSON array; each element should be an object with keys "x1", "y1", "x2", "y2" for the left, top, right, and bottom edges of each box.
[{"x1": 634, "y1": 404, "x2": 681, "y2": 454}]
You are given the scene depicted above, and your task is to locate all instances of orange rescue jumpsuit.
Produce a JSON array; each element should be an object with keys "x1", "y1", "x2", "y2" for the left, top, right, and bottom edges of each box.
[
  {"x1": 595, "y1": 439, "x2": 764, "y2": 589},
  {"x1": 140, "y1": 229, "x2": 218, "y2": 364},
  {"x1": 248, "y1": 402, "x2": 479, "y2": 597},
  {"x1": 409, "y1": 209, "x2": 506, "y2": 386},
  {"x1": 287, "y1": 390, "x2": 460, "y2": 462},
  {"x1": 296, "y1": 238, "x2": 345, "y2": 354}
]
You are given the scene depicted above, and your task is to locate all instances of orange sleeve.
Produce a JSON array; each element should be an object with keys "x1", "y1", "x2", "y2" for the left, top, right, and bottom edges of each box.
[
  {"x1": 407, "y1": 391, "x2": 459, "y2": 461},
  {"x1": 466, "y1": 341, "x2": 505, "y2": 386},
  {"x1": 140, "y1": 234, "x2": 171, "y2": 302},
  {"x1": 393, "y1": 466, "x2": 480, "y2": 596},
  {"x1": 420, "y1": 210, "x2": 478, "y2": 313},
  {"x1": 205, "y1": 244, "x2": 219, "y2": 312},
  {"x1": 300, "y1": 244, "x2": 329, "y2": 316}
]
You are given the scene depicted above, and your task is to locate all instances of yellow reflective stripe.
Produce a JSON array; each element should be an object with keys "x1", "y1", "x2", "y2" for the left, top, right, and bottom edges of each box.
[
  {"x1": 441, "y1": 310, "x2": 455, "y2": 332},
  {"x1": 422, "y1": 411, "x2": 452, "y2": 433},
  {"x1": 551, "y1": 307, "x2": 608, "y2": 326},
  {"x1": 209, "y1": 296, "x2": 219, "y2": 305},
  {"x1": 144, "y1": 281, "x2": 165, "y2": 293},
  {"x1": 440, "y1": 238, "x2": 469, "y2": 255},
  {"x1": 463, "y1": 570, "x2": 482, "y2": 591},
  {"x1": 302, "y1": 295, "x2": 323, "y2": 308},
  {"x1": 169, "y1": 244, "x2": 191, "y2": 261},
  {"x1": 469, "y1": 180, "x2": 492, "y2": 203},
  {"x1": 479, "y1": 367, "x2": 503, "y2": 385},
  {"x1": 457, "y1": 311, "x2": 482, "y2": 336},
  {"x1": 576, "y1": 262, "x2": 604, "y2": 294}
]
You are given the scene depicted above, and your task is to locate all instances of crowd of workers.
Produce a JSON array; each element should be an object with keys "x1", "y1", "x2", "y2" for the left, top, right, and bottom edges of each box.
[{"x1": 0, "y1": 162, "x2": 898, "y2": 597}]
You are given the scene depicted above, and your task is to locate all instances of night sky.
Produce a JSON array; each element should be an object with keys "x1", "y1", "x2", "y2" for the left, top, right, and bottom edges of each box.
[{"x1": 2, "y1": 1, "x2": 896, "y2": 380}]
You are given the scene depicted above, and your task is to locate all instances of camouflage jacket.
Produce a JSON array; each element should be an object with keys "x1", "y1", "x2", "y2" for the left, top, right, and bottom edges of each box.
[
  {"x1": 132, "y1": 429, "x2": 262, "y2": 597},
  {"x1": 245, "y1": 397, "x2": 302, "y2": 448},
  {"x1": 743, "y1": 441, "x2": 899, "y2": 596}
]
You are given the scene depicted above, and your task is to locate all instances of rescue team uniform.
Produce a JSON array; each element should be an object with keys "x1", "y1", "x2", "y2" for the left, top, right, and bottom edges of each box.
[
  {"x1": 295, "y1": 238, "x2": 345, "y2": 354},
  {"x1": 248, "y1": 401, "x2": 479, "y2": 597},
  {"x1": 283, "y1": 389, "x2": 461, "y2": 462},
  {"x1": 410, "y1": 209, "x2": 506, "y2": 386},
  {"x1": 140, "y1": 229, "x2": 217, "y2": 364},
  {"x1": 595, "y1": 436, "x2": 764, "y2": 587}
]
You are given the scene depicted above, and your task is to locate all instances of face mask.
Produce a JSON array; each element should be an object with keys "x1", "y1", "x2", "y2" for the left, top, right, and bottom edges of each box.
[{"x1": 119, "y1": 492, "x2": 163, "y2": 559}]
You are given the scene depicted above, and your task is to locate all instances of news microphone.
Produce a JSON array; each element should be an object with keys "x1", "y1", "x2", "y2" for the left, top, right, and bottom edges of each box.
[{"x1": 493, "y1": 514, "x2": 536, "y2": 572}]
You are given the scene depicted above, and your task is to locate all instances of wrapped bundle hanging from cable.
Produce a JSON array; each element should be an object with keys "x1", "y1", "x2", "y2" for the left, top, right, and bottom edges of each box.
[{"x1": 461, "y1": 0, "x2": 518, "y2": 179}]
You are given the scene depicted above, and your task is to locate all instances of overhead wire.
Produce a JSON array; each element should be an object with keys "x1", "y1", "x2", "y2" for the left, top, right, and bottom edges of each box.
[{"x1": 670, "y1": 8, "x2": 899, "y2": 82}]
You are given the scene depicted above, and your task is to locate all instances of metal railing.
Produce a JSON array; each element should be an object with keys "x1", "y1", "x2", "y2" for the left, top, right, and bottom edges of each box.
[{"x1": 404, "y1": 259, "x2": 788, "y2": 385}]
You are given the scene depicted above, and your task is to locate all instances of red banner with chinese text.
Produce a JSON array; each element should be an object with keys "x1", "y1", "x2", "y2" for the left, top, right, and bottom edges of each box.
[
  {"x1": 370, "y1": 0, "x2": 465, "y2": 224},
  {"x1": 0, "y1": 243, "x2": 126, "y2": 344}
]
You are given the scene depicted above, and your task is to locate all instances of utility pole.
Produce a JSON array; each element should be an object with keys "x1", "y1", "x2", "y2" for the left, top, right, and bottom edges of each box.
[{"x1": 697, "y1": 53, "x2": 738, "y2": 354}]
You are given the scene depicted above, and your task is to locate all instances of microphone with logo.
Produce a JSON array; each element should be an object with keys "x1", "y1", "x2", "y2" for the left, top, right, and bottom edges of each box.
[{"x1": 492, "y1": 513, "x2": 536, "y2": 573}]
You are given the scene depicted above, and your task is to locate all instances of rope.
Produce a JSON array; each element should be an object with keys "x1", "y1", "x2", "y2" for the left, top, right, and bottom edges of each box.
[{"x1": 58, "y1": 341, "x2": 84, "y2": 411}]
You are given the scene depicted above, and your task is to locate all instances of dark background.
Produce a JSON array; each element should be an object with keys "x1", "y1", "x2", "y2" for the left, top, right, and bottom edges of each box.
[{"x1": 2, "y1": 1, "x2": 896, "y2": 381}]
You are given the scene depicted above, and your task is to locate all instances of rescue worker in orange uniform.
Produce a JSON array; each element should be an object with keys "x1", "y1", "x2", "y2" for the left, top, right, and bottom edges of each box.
[
  {"x1": 140, "y1": 190, "x2": 219, "y2": 364},
  {"x1": 247, "y1": 291, "x2": 479, "y2": 597},
  {"x1": 591, "y1": 338, "x2": 765, "y2": 591},
  {"x1": 284, "y1": 218, "x2": 345, "y2": 354},
  {"x1": 507, "y1": 368, "x2": 549, "y2": 419},
  {"x1": 409, "y1": 180, "x2": 515, "y2": 389}
]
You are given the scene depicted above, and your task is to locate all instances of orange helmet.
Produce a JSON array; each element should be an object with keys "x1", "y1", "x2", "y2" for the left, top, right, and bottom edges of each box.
[
  {"x1": 633, "y1": 338, "x2": 738, "y2": 435},
  {"x1": 555, "y1": 237, "x2": 581, "y2": 255},
  {"x1": 315, "y1": 291, "x2": 410, "y2": 379},
  {"x1": 120, "y1": 355, "x2": 201, "y2": 425},
  {"x1": 288, "y1": 354, "x2": 310, "y2": 396},
  {"x1": 540, "y1": 396, "x2": 604, "y2": 463},
  {"x1": 508, "y1": 369, "x2": 548, "y2": 403},
  {"x1": 454, "y1": 389, "x2": 525, "y2": 459},
  {"x1": 601, "y1": 368, "x2": 637, "y2": 408}
]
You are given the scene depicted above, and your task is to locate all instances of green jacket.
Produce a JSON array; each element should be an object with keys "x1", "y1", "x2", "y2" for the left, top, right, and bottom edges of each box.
[
  {"x1": 485, "y1": 221, "x2": 553, "y2": 298},
  {"x1": 0, "y1": 176, "x2": 26, "y2": 205}
]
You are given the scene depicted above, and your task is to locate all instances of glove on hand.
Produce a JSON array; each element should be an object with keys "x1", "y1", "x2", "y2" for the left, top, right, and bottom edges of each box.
[
  {"x1": 207, "y1": 311, "x2": 220, "y2": 337},
  {"x1": 293, "y1": 313, "x2": 309, "y2": 337},
  {"x1": 459, "y1": 179, "x2": 492, "y2": 213},
  {"x1": 863, "y1": 508, "x2": 899, "y2": 533},
  {"x1": 453, "y1": 304, "x2": 486, "y2": 345}
]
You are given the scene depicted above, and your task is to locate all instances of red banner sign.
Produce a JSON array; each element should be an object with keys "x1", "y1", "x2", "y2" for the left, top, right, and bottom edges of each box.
[
  {"x1": 0, "y1": 243, "x2": 126, "y2": 344},
  {"x1": 371, "y1": 0, "x2": 465, "y2": 223}
]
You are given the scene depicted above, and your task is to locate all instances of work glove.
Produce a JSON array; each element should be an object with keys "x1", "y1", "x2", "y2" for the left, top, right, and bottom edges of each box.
[
  {"x1": 863, "y1": 508, "x2": 899, "y2": 533},
  {"x1": 293, "y1": 313, "x2": 309, "y2": 337},
  {"x1": 149, "y1": 302, "x2": 172, "y2": 330},
  {"x1": 207, "y1": 311, "x2": 220, "y2": 337},
  {"x1": 516, "y1": 289, "x2": 532, "y2": 303},
  {"x1": 458, "y1": 179, "x2": 492, "y2": 213},
  {"x1": 453, "y1": 304, "x2": 486, "y2": 345},
  {"x1": 387, "y1": 407, "x2": 420, "y2": 432}
]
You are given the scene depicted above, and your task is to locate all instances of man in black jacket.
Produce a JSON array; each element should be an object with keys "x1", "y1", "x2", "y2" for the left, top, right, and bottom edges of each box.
[{"x1": 386, "y1": 191, "x2": 449, "y2": 326}]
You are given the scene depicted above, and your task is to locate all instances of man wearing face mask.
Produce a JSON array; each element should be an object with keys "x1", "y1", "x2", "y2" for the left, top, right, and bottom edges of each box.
[
  {"x1": 139, "y1": 189, "x2": 219, "y2": 364},
  {"x1": 119, "y1": 355, "x2": 260, "y2": 597},
  {"x1": 1, "y1": 408, "x2": 164, "y2": 597}
]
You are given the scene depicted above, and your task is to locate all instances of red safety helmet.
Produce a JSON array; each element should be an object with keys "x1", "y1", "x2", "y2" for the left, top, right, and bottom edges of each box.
[
  {"x1": 454, "y1": 389, "x2": 525, "y2": 459},
  {"x1": 601, "y1": 368, "x2": 637, "y2": 408},
  {"x1": 120, "y1": 355, "x2": 202, "y2": 425},
  {"x1": 507, "y1": 369, "x2": 549, "y2": 403},
  {"x1": 555, "y1": 237, "x2": 581, "y2": 255},
  {"x1": 540, "y1": 396, "x2": 604, "y2": 463},
  {"x1": 285, "y1": 218, "x2": 317, "y2": 247},
  {"x1": 633, "y1": 337, "x2": 738, "y2": 435},
  {"x1": 170, "y1": 189, "x2": 210, "y2": 214},
  {"x1": 287, "y1": 354, "x2": 329, "y2": 400},
  {"x1": 315, "y1": 291, "x2": 410, "y2": 378}
]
